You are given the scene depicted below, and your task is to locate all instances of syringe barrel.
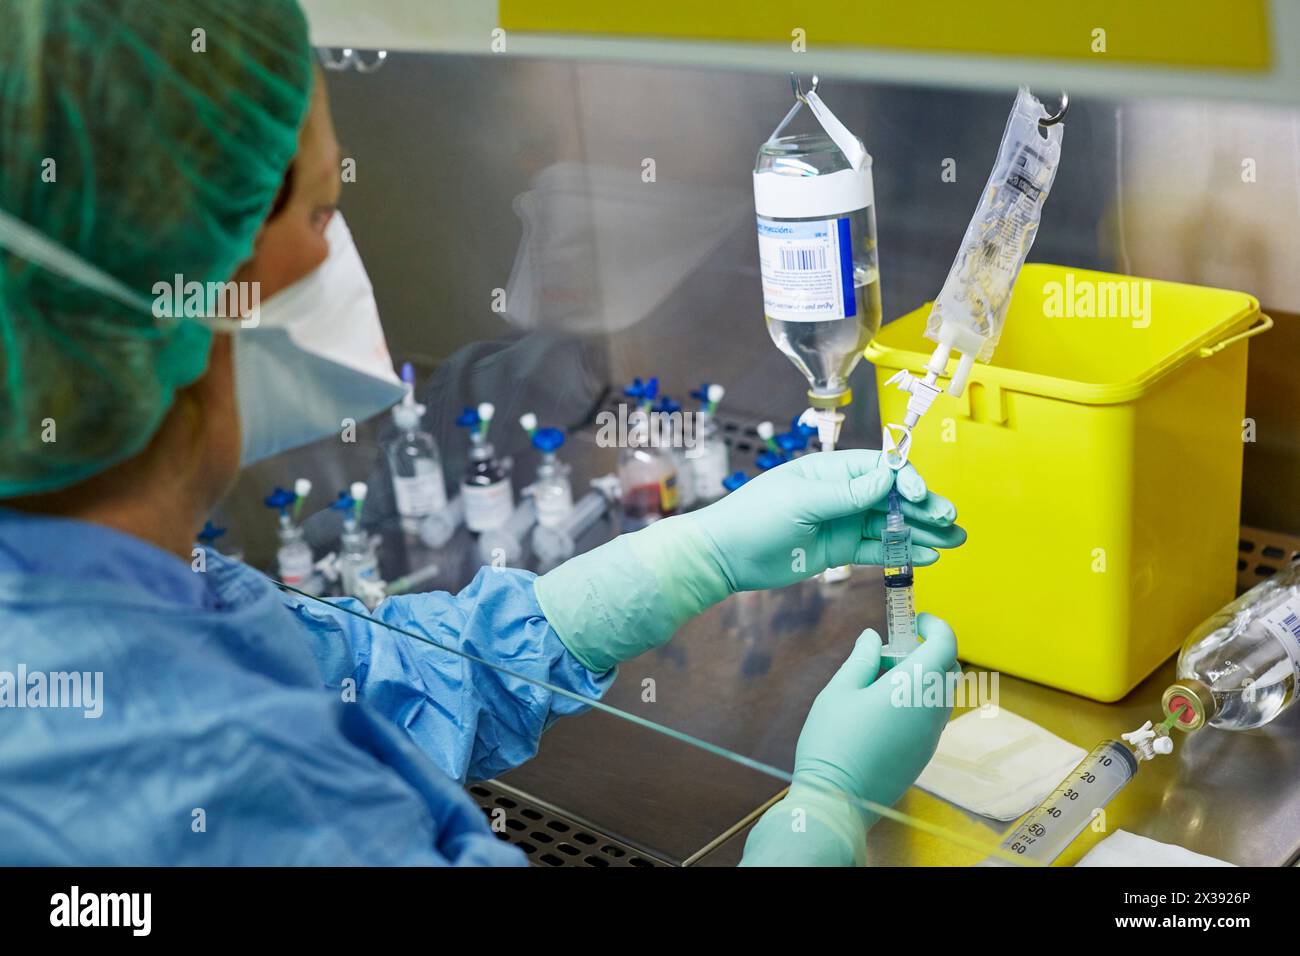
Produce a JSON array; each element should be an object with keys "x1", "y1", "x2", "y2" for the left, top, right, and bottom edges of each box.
[
  {"x1": 477, "y1": 499, "x2": 536, "y2": 566},
  {"x1": 987, "y1": 740, "x2": 1138, "y2": 866},
  {"x1": 419, "y1": 496, "x2": 464, "y2": 548},
  {"x1": 564, "y1": 491, "x2": 607, "y2": 537},
  {"x1": 884, "y1": 584, "x2": 918, "y2": 652},
  {"x1": 532, "y1": 490, "x2": 607, "y2": 564}
]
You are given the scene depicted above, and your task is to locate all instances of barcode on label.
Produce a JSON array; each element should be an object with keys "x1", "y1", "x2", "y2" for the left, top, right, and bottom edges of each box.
[
  {"x1": 780, "y1": 247, "x2": 828, "y2": 271},
  {"x1": 1283, "y1": 612, "x2": 1300, "y2": 640}
]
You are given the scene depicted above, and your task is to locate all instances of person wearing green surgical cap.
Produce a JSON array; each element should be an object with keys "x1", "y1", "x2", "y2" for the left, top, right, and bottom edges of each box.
[{"x1": 0, "y1": 0, "x2": 965, "y2": 866}]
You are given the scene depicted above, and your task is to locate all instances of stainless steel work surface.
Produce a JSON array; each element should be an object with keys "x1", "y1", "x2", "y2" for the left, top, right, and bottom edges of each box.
[{"x1": 500, "y1": 572, "x2": 886, "y2": 864}]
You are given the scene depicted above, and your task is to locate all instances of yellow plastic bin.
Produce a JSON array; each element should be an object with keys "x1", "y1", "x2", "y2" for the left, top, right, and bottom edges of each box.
[{"x1": 867, "y1": 264, "x2": 1271, "y2": 701}]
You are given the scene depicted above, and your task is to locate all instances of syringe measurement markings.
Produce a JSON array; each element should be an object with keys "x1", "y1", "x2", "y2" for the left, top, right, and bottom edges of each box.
[{"x1": 1003, "y1": 749, "x2": 1123, "y2": 856}]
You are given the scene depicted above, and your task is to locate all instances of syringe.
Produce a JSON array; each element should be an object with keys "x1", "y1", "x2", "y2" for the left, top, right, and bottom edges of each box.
[
  {"x1": 986, "y1": 739, "x2": 1139, "y2": 866},
  {"x1": 477, "y1": 498, "x2": 537, "y2": 567},
  {"x1": 984, "y1": 712, "x2": 1181, "y2": 866},
  {"x1": 531, "y1": 475, "x2": 621, "y2": 566},
  {"x1": 880, "y1": 488, "x2": 918, "y2": 669},
  {"x1": 419, "y1": 496, "x2": 464, "y2": 549}
]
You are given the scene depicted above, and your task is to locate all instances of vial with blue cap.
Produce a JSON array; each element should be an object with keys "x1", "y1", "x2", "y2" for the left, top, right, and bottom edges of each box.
[
  {"x1": 754, "y1": 421, "x2": 790, "y2": 472},
  {"x1": 264, "y1": 478, "x2": 321, "y2": 594},
  {"x1": 332, "y1": 482, "x2": 383, "y2": 605},
  {"x1": 722, "y1": 470, "x2": 750, "y2": 493},
  {"x1": 618, "y1": 377, "x2": 678, "y2": 525},
  {"x1": 385, "y1": 362, "x2": 447, "y2": 533},
  {"x1": 458, "y1": 403, "x2": 514, "y2": 532},
  {"x1": 779, "y1": 414, "x2": 817, "y2": 458},
  {"x1": 683, "y1": 383, "x2": 730, "y2": 505},
  {"x1": 196, "y1": 519, "x2": 244, "y2": 563},
  {"x1": 520, "y1": 414, "x2": 573, "y2": 528}
]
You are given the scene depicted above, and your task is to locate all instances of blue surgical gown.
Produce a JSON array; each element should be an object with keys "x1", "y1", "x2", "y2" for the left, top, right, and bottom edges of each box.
[{"x1": 0, "y1": 508, "x2": 613, "y2": 864}]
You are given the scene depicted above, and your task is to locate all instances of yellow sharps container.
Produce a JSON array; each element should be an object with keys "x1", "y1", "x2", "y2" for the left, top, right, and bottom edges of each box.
[{"x1": 867, "y1": 263, "x2": 1270, "y2": 701}]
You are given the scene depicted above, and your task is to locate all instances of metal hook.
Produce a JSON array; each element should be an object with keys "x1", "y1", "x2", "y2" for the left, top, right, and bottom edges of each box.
[
  {"x1": 317, "y1": 47, "x2": 356, "y2": 71},
  {"x1": 351, "y1": 50, "x2": 384, "y2": 72},
  {"x1": 1039, "y1": 91, "x2": 1069, "y2": 127},
  {"x1": 316, "y1": 47, "x2": 388, "y2": 73},
  {"x1": 353, "y1": 50, "x2": 388, "y2": 74},
  {"x1": 788, "y1": 72, "x2": 820, "y2": 104}
]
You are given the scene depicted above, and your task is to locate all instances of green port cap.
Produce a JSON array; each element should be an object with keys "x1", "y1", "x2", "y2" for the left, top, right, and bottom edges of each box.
[{"x1": 1161, "y1": 679, "x2": 1215, "y2": 732}]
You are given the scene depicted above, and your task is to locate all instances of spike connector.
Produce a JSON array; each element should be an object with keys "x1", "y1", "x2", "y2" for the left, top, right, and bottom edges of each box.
[
  {"x1": 293, "y1": 478, "x2": 312, "y2": 521},
  {"x1": 350, "y1": 481, "x2": 368, "y2": 523}
]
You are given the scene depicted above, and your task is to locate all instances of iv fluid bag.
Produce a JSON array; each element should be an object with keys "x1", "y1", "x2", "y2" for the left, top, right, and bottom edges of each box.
[
  {"x1": 754, "y1": 91, "x2": 880, "y2": 402},
  {"x1": 926, "y1": 88, "x2": 1063, "y2": 374}
]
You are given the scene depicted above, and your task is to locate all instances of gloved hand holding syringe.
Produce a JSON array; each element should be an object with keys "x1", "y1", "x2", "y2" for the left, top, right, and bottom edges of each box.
[{"x1": 884, "y1": 87, "x2": 1067, "y2": 469}]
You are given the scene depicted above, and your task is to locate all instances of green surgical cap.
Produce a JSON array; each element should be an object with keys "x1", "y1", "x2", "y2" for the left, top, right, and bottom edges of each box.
[{"x1": 0, "y1": 0, "x2": 312, "y2": 496}]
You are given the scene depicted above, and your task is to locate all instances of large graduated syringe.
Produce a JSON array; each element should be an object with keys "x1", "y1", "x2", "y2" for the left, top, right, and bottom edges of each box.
[
  {"x1": 983, "y1": 715, "x2": 1179, "y2": 866},
  {"x1": 989, "y1": 739, "x2": 1138, "y2": 865}
]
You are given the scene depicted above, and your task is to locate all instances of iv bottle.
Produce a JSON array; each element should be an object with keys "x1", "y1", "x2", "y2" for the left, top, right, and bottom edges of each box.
[
  {"x1": 529, "y1": 429, "x2": 573, "y2": 528},
  {"x1": 754, "y1": 132, "x2": 881, "y2": 407},
  {"x1": 618, "y1": 378, "x2": 678, "y2": 525},
  {"x1": 386, "y1": 362, "x2": 447, "y2": 534},
  {"x1": 657, "y1": 397, "x2": 696, "y2": 510},
  {"x1": 619, "y1": 408, "x2": 678, "y2": 524},
  {"x1": 330, "y1": 483, "x2": 382, "y2": 606},
  {"x1": 459, "y1": 404, "x2": 514, "y2": 533},
  {"x1": 276, "y1": 524, "x2": 317, "y2": 591},
  {"x1": 1168, "y1": 561, "x2": 1300, "y2": 732},
  {"x1": 340, "y1": 525, "x2": 380, "y2": 600},
  {"x1": 264, "y1": 481, "x2": 319, "y2": 595},
  {"x1": 684, "y1": 384, "x2": 729, "y2": 506},
  {"x1": 686, "y1": 416, "x2": 728, "y2": 505}
]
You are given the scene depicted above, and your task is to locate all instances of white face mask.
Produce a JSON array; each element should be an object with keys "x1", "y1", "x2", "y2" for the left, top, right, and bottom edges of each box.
[{"x1": 235, "y1": 213, "x2": 405, "y2": 465}]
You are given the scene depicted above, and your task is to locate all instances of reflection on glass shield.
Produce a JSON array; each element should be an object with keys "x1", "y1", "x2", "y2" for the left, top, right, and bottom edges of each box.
[{"x1": 272, "y1": 579, "x2": 1015, "y2": 865}]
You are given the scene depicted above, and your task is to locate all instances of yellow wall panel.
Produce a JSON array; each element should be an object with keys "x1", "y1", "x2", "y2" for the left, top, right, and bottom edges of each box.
[{"x1": 500, "y1": 1, "x2": 1271, "y2": 70}]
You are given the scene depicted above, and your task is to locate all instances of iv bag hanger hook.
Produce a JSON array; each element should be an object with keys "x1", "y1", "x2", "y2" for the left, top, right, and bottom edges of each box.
[
  {"x1": 789, "y1": 72, "x2": 820, "y2": 104},
  {"x1": 1039, "y1": 91, "x2": 1069, "y2": 127}
]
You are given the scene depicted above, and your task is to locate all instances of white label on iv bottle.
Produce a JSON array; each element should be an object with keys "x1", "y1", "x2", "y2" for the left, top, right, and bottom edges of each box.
[
  {"x1": 463, "y1": 480, "x2": 514, "y2": 532},
  {"x1": 393, "y1": 463, "x2": 447, "y2": 518},
  {"x1": 1259, "y1": 596, "x2": 1300, "y2": 681},
  {"x1": 691, "y1": 446, "x2": 730, "y2": 499},
  {"x1": 278, "y1": 550, "x2": 313, "y2": 587},
  {"x1": 535, "y1": 489, "x2": 573, "y2": 528},
  {"x1": 757, "y1": 216, "x2": 855, "y2": 322}
]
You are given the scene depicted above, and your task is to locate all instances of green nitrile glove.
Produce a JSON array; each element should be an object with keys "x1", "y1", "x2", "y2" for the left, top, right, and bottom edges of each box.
[
  {"x1": 741, "y1": 616, "x2": 959, "y2": 866},
  {"x1": 535, "y1": 450, "x2": 964, "y2": 673}
]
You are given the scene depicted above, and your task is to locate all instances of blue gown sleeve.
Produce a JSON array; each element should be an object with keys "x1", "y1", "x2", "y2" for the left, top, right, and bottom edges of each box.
[{"x1": 282, "y1": 567, "x2": 614, "y2": 784}]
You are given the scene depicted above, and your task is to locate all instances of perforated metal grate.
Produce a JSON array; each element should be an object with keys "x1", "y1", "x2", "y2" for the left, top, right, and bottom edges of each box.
[
  {"x1": 595, "y1": 392, "x2": 772, "y2": 460},
  {"x1": 1237, "y1": 525, "x2": 1300, "y2": 593},
  {"x1": 469, "y1": 781, "x2": 670, "y2": 867}
]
